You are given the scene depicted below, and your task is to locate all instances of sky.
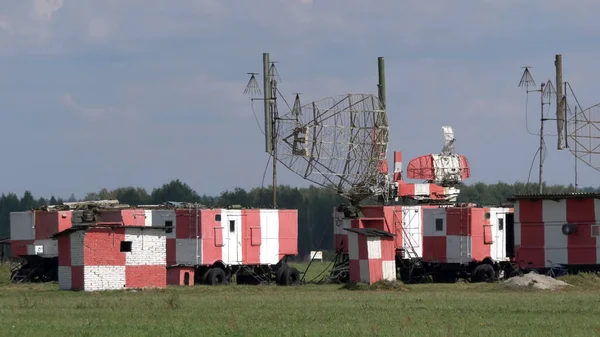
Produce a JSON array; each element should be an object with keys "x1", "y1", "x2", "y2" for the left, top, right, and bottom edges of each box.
[{"x1": 2, "y1": 0, "x2": 600, "y2": 199}]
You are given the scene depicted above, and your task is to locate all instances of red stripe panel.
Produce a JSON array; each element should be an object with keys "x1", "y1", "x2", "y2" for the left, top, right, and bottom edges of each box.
[
  {"x1": 166, "y1": 238, "x2": 177, "y2": 265},
  {"x1": 58, "y1": 211, "x2": 73, "y2": 232},
  {"x1": 357, "y1": 235, "x2": 369, "y2": 260},
  {"x1": 348, "y1": 259, "x2": 361, "y2": 283},
  {"x1": 446, "y1": 208, "x2": 464, "y2": 236},
  {"x1": 380, "y1": 237, "x2": 396, "y2": 261},
  {"x1": 10, "y1": 240, "x2": 33, "y2": 257},
  {"x1": 84, "y1": 228, "x2": 126, "y2": 266},
  {"x1": 34, "y1": 211, "x2": 59, "y2": 240},
  {"x1": 423, "y1": 236, "x2": 446, "y2": 262},
  {"x1": 175, "y1": 209, "x2": 195, "y2": 239},
  {"x1": 126, "y1": 265, "x2": 166, "y2": 289},
  {"x1": 243, "y1": 210, "x2": 261, "y2": 265},
  {"x1": 278, "y1": 210, "x2": 298, "y2": 257},
  {"x1": 201, "y1": 210, "x2": 223, "y2": 265},
  {"x1": 58, "y1": 235, "x2": 71, "y2": 267},
  {"x1": 368, "y1": 258, "x2": 383, "y2": 284},
  {"x1": 516, "y1": 200, "x2": 545, "y2": 268},
  {"x1": 471, "y1": 208, "x2": 491, "y2": 260},
  {"x1": 392, "y1": 207, "x2": 403, "y2": 249},
  {"x1": 71, "y1": 266, "x2": 84, "y2": 290},
  {"x1": 567, "y1": 198, "x2": 597, "y2": 265},
  {"x1": 120, "y1": 210, "x2": 146, "y2": 226}
]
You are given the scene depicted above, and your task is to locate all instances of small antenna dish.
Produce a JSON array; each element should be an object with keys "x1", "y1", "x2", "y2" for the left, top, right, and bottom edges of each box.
[
  {"x1": 292, "y1": 93, "x2": 302, "y2": 118},
  {"x1": 269, "y1": 62, "x2": 282, "y2": 83},
  {"x1": 518, "y1": 66, "x2": 536, "y2": 89},
  {"x1": 244, "y1": 72, "x2": 261, "y2": 97},
  {"x1": 542, "y1": 79, "x2": 556, "y2": 100}
]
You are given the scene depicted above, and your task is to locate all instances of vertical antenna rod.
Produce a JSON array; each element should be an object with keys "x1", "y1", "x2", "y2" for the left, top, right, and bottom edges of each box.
[
  {"x1": 263, "y1": 53, "x2": 273, "y2": 154},
  {"x1": 539, "y1": 82, "x2": 545, "y2": 194},
  {"x1": 378, "y1": 57, "x2": 386, "y2": 110},
  {"x1": 556, "y1": 54, "x2": 565, "y2": 150},
  {"x1": 271, "y1": 77, "x2": 278, "y2": 209}
]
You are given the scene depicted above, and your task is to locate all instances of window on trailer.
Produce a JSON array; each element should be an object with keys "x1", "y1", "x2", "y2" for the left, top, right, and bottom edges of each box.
[{"x1": 435, "y1": 218, "x2": 444, "y2": 231}]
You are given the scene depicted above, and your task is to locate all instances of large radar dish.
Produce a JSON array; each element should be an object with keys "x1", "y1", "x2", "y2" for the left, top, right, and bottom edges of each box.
[
  {"x1": 568, "y1": 103, "x2": 600, "y2": 171},
  {"x1": 275, "y1": 93, "x2": 389, "y2": 204}
]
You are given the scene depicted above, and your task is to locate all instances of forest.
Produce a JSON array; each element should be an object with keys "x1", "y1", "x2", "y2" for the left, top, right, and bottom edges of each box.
[{"x1": 0, "y1": 179, "x2": 593, "y2": 258}]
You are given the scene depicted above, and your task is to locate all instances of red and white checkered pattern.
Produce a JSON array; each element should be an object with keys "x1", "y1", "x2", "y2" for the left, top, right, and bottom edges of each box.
[
  {"x1": 347, "y1": 230, "x2": 396, "y2": 285},
  {"x1": 334, "y1": 205, "x2": 513, "y2": 264},
  {"x1": 143, "y1": 208, "x2": 298, "y2": 267},
  {"x1": 10, "y1": 210, "x2": 73, "y2": 258},
  {"x1": 56, "y1": 226, "x2": 167, "y2": 291},
  {"x1": 514, "y1": 196, "x2": 600, "y2": 269}
]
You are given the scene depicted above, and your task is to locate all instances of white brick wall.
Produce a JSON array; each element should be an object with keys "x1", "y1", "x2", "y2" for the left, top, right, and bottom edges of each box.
[
  {"x1": 70, "y1": 232, "x2": 85, "y2": 266},
  {"x1": 124, "y1": 228, "x2": 167, "y2": 266},
  {"x1": 84, "y1": 266, "x2": 126, "y2": 291},
  {"x1": 58, "y1": 266, "x2": 72, "y2": 290}
]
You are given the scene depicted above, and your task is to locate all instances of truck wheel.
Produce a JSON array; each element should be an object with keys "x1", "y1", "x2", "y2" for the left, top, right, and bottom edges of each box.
[
  {"x1": 280, "y1": 267, "x2": 300, "y2": 286},
  {"x1": 472, "y1": 264, "x2": 495, "y2": 283},
  {"x1": 276, "y1": 266, "x2": 287, "y2": 285},
  {"x1": 206, "y1": 268, "x2": 227, "y2": 286}
]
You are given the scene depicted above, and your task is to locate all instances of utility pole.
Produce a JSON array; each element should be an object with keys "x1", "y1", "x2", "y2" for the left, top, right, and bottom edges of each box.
[
  {"x1": 538, "y1": 81, "x2": 545, "y2": 194},
  {"x1": 378, "y1": 57, "x2": 386, "y2": 110}
]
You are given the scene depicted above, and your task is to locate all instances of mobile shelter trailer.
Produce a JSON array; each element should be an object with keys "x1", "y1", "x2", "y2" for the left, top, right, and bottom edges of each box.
[
  {"x1": 144, "y1": 202, "x2": 300, "y2": 286},
  {"x1": 509, "y1": 193, "x2": 600, "y2": 274}
]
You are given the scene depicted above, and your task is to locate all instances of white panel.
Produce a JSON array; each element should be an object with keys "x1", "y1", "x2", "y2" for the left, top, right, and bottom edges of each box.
[
  {"x1": 151, "y1": 210, "x2": 177, "y2": 239},
  {"x1": 366, "y1": 237, "x2": 382, "y2": 259},
  {"x1": 34, "y1": 239, "x2": 58, "y2": 257},
  {"x1": 543, "y1": 199, "x2": 568, "y2": 267},
  {"x1": 58, "y1": 266, "x2": 72, "y2": 290},
  {"x1": 175, "y1": 238, "x2": 199, "y2": 265},
  {"x1": 359, "y1": 259, "x2": 370, "y2": 283},
  {"x1": 124, "y1": 229, "x2": 166, "y2": 266},
  {"x1": 83, "y1": 266, "x2": 126, "y2": 291},
  {"x1": 70, "y1": 231, "x2": 85, "y2": 266},
  {"x1": 347, "y1": 232, "x2": 359, "y2": 260},
  {"x1": 446, "y1": 235, "x2": 469, "y2": 264},
  {"x1": 414, "y1": 184, "x2": 430, "y2": 196},
  {"x1": 402, "y1": 206, "x2": 422, "y2": 257},
  {"x1": 10, "y1": 211, "x2": 35, "y2": 241},
  {"x1": 220, "y1": 209, "x2": 242, "y2": 265},
  {"x1": 594, "y1": 200, "x2": 600, "y2": 265},
  {"x1": 382, "y1": 260, "x2": 397, "y2": 281},
  {"x1": 489, "y1": 208, "x2": 509, "y2": 261},
  {"x1": 144, "y1": 210, "x2": 153, "y2": 227},
  {"x1": 259, "y1": 209, "x2": 280, "y2": 265},
  {"x1": 514, "y1": 202, "x2": 521, "y2": 247},
  {"x1": 423, "y1": 208, "x2": 446, "y2": 237}
]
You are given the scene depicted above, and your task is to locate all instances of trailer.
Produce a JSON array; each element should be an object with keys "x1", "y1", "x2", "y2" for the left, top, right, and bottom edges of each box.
[
  {"x1": 143, "y1": 203, "x2": 300, "y2": 286},
  {"x1": 8, "y1": 200, "x2": 140, "y2": 283}
]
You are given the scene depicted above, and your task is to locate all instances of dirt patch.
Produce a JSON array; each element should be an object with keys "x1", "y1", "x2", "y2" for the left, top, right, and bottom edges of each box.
[{"x1": 501, "y1": 272, "x2": 572, "y2": 290}]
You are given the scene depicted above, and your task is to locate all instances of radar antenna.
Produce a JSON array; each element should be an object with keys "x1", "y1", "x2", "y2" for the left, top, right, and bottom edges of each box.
[{"x1": 246, "y1": 55, "x2": 471, "y2": 206}]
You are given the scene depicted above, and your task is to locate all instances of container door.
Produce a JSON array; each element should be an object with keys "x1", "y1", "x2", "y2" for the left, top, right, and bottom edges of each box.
[{"x1": 227, "y1": 215, "x2": 242, "y2": 264}]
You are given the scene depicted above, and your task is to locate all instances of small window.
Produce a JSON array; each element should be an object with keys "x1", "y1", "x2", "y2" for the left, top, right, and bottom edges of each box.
[
  {"x1": 485, "y1": 212, "x2": 491, "y2": 220},
  {"x1": 498, "y1": 218, "x2": 504, "y2": 231},
  {"x1": 435, "y1": 218, "x2": 444, "y2": 231},
  {"x1": 165, "y1": 220, "x2": 173, "y2": 234},
  {"x1": 120, "y1": 241, "x2": 132, "y2": 252},
  {"x1": 215, "y1": 214, "x2": 221, "y2": 222},
  {"x1": 229, "y1": 220, "x2": 235, "y2": 233}
]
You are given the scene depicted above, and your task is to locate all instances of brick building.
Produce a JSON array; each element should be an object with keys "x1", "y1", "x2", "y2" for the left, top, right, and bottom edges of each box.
[{"x1": 53, "y1": 224, "x2": 167, "y2": 291}]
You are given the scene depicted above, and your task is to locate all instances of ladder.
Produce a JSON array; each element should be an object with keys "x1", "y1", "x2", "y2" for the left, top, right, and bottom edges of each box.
[{"x1": 392, "y1": 209, "x2": 419, "y2": 261}]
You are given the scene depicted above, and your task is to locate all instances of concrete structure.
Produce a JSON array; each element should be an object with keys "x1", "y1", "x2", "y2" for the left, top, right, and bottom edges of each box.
[
  {"x1": 53, "y1": 224, "x2": 167, "y2": 291},
  {"x1": 167, "y1": 265, "x2": 195, "y2": 286},
  {"x1": 345, "y1": 228, "x2": 396, "y2": 285}
]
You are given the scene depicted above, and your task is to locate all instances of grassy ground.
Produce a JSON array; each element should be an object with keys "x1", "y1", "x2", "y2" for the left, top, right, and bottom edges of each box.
[{"x1": 1, "y1": 262, "x2": 600, "y2": 336}]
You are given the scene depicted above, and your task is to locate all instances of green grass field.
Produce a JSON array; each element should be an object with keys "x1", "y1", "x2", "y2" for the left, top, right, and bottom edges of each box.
[{"x1": 1, "y1": 262, "x2": 600, "y2": 336}]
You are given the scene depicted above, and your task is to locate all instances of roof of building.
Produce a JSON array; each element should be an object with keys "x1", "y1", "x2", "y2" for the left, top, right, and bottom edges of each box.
[
  {"x1": 0, "y1": 237, "x2": 10, "y2": 244},
  {"x1": 508, "y1": 193, "x2": 600, "y2": 201},
  {"x1": 51, "y1": 224, "x2": 167, "y2": 239},
  {"x1": 344, "y1": 228, "x2": 395, "y2": 237}
]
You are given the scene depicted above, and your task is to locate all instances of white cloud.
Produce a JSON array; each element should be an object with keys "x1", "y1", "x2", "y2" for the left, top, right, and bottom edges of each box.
[
  {"x1": 61, "y1": 93, "x2": 137, "y2": 122},
  {"x1": 33, "y1": 0, "x2": 64, "y2": 21}
]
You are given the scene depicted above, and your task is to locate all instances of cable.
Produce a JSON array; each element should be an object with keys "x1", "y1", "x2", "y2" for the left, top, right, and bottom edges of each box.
[
  {"x1": 258, "y1": 155, "x2": 271, "y2": 206},
  {"x1": 250, "y1": 99, "x2": 265, "y2": 135},
  {"x1": 301, "y1": 217, "x2": 333, "y2": 284},
  {"x1": 524, "y1": 91, "x2": 538, "y2": 136},
  {"x1": 526, "y1": 147, "x2": 540, "y2": 191}
]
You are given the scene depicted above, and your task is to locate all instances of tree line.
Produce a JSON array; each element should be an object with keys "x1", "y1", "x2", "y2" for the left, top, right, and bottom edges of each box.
[{"x1": 0, "y1": 179, "x2": 593, "y2": 258}]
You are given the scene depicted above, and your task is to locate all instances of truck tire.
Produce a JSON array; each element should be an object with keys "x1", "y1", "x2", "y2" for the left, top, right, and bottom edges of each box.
[
  {"x1": 280, "y1": 267, "x2": 300, "y2": 286},
  {"x1": 472, "y1": 264, "x2": 495, "y2": 283},
  {"x1": 206, "y1": 268, "x2": 227, "y2": 285}
]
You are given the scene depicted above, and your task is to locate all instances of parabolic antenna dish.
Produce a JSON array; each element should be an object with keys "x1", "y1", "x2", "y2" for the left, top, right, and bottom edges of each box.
[
  {"x1": 568, "y1": 103, "x2": 600, "y2": 171},
  {"x1": 275, "y1": 93, "x2": 389, "y2": 203}
]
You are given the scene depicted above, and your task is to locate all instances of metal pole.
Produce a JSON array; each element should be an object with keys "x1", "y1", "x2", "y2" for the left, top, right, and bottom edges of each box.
[
  {"x1": 555, "y1": 54, "x2": 565, "y2": 150},
  {"x1": 574, "y1": 106, "x2": 578, "y2": 191},
  {"x1": 271, "y1": 77, "x2": 278, "y2": 209},
  {"x1": 539, "y1": 82, "x2": 545, "y2": 194},
  {"x1": 378, "y1": 57, "x2": 386, "y2": 110},
  {"x1": 263, "y1": 53, "x2": 272, "y2": 154}
]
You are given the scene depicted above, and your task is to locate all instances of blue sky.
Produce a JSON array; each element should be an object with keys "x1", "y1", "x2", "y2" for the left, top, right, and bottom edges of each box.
[{"x1": 2, "y1": 0, "x2": 600, "y2": 199}]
